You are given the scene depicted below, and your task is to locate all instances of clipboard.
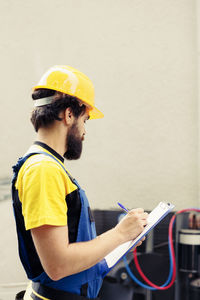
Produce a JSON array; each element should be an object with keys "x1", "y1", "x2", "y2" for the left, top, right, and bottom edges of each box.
[{"x1": 104, "y1": 202, "x2": 175, "y2": 271}]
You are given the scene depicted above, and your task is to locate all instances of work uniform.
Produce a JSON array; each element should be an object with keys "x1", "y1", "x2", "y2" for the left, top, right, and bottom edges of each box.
[{"x1": 12, "y1": 142, "x2": 108, "y2": 300}]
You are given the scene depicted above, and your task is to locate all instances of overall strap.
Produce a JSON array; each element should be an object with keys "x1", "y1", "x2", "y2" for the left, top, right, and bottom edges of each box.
[
  {"x1": 30, "y1": 151, "x2": 75, "y2": 183},
  {"x1": 12, "y1": 151, "x2": 75, "y2": 184},
  {"x1": 12, "y1": 152, "x2": 42, "y2": 194},
  {"x1": 12, "y1": 153, "x2": 39, "y2": 183}
]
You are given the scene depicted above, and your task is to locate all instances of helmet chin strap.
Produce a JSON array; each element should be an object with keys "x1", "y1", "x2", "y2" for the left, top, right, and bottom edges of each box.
[{"x1": 34, "y1": 96, "x2": 54, "y2": 107}]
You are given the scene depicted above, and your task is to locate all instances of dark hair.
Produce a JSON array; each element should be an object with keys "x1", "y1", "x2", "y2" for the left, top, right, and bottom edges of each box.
[{"x1": 30, "y1": 89, "x2": 86, "y2": 132}]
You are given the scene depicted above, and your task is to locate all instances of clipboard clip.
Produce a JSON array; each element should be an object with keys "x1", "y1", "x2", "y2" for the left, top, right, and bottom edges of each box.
[{"x1": 159, "y1": 202, "x2": 172, "y2": 209}]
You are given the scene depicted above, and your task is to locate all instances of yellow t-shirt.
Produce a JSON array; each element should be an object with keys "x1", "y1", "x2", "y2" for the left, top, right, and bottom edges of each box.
[{"x1": 15, "y1": 144, "x2": 77, "y2": 230}]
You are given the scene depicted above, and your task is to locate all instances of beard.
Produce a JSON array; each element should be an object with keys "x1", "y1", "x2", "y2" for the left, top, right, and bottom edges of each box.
[{"x1": 64, "y1": 122, "x2": 83, "y2": 160}]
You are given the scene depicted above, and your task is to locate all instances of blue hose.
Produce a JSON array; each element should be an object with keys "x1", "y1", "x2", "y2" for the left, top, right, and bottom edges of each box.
[{"x1": 123, "y1": 236, "x2": 173, "y2": 290}]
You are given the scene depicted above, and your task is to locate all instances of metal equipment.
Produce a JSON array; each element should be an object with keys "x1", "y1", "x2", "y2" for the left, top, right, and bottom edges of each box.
[{"x1": 178, "y1": 228, "x2": 200, "y2": 300}]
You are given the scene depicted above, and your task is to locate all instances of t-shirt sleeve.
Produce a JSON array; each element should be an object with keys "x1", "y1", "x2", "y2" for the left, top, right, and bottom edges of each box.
[{"x1": 21, "y1": 160, "x2": 68, "y2": 230}]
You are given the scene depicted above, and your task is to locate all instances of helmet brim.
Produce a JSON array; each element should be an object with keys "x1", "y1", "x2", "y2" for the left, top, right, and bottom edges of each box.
[{"x1": 89, "y1": 106, "x2": 104, "y2": 119}]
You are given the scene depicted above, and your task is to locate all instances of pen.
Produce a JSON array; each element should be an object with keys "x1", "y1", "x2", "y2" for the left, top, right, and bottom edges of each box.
[{"x1": 117, "y1": 202, "x2": 129, "y2": 213}]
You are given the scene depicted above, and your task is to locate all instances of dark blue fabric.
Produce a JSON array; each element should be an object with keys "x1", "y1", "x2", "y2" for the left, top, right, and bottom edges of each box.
[
  {"x1": 12, "y1": 151, "x2": 109, "y2": 299},
  {"x1": 12, "y1": 153, "x2": 45, "y2": 278}
]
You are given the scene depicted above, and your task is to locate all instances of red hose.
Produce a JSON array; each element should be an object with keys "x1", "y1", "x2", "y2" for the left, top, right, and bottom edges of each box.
[{"x1": 133, "y1": 209, "x2": 200, "y2": 290}]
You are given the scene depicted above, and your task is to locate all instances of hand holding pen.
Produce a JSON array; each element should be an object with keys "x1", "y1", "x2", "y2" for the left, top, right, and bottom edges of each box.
[{"x1": 116, "y1": 202, "x2": 148, "y2": 245}]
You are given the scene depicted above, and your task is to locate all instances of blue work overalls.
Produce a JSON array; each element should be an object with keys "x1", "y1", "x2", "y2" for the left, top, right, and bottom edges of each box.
[{"x1": 12, "y1": 151, "x2": 109, "y2": 299}]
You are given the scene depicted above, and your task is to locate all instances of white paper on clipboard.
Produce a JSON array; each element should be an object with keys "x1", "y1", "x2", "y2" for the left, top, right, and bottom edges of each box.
[{"x1": 104, "y1": 202, "x2": 175, "y2": 269}]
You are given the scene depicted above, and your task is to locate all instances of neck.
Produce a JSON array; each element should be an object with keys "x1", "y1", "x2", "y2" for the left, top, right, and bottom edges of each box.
[{"x1": 36, "y1": 123, "x2": 67, "y2": 158}]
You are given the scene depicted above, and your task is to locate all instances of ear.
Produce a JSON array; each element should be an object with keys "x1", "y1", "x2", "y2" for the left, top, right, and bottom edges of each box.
[{"x1": 64, "y1": 107, "x2": 75, "y2": 125}]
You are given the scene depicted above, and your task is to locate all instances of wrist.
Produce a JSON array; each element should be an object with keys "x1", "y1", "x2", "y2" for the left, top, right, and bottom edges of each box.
[{"x1": 113, "y1": 225, "x2": 125, "y2": 245}]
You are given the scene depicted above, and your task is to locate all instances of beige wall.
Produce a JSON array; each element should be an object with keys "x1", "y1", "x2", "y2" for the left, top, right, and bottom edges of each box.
[
  {"x1": 1, "y1": 0, "x2": 199, "y2": 211},
  {"x1": 197, "y1": 0, "x2": 200, "y2": 207}
]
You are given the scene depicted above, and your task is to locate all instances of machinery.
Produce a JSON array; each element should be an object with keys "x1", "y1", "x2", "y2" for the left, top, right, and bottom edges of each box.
[
  {"x1": 95, "y1": 208, "x2": 200, "y2": 300},
  {"x1": 177, "y1": 225, "x2": 200, "y2": 299}
]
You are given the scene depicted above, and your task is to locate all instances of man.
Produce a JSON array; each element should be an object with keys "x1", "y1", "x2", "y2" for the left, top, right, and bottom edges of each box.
[{"x1": 12, "y1": 65, "x2": 148, "y2": 300}]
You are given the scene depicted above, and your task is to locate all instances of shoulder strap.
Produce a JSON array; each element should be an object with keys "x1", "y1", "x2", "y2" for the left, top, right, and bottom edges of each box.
[
  {"x1": 12, "y1": 151, "x2": 75, "y2": 185},
  {"x1": 32, "y1": 151, "x2": 75, "y2": 182}
]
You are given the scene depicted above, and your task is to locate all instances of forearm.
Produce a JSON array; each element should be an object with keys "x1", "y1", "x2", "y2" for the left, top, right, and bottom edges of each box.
[
  {"x1": 31, "y1": 208, "x2": 147, "y2": 281},
  {"x1": 34, "y1": 226, "x2": 122, "y2": 281},
  {"x1": 61, "y1": 227, "x2": 122, "y2": 277}
]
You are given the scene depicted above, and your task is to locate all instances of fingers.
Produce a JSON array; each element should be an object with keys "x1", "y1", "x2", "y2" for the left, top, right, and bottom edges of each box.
[
  {"x1": 136, "y1": 241, "x2": 142, "y2": 247},
  {"x1": 116, "y1": 207, "x2": 148, "y2": 243},
  {"x1": 136, "y1": 236, "x2": 146, "y2": 246},
  {"x1": 142, "y1": 212, "x2": 149, "y2": 219},
  {"x1": 129, "y1": 208, "x2": 144, "y2": 214},
  {"x1": 136, "y1": 236, "x2": 146, "y2": 247},
  {"x1": 130, "y1": 236, "x2": 146, "y2": 252},
  {"x1": 128, "y1": 209, "x2": 148, "y2": 227},
  {"x1": 129, "y1": 209, "x2": 148, "y2": 219}
]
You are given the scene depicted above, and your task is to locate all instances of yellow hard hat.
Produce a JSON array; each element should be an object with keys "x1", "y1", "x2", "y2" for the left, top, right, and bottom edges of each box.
[{"x1": 33, "y1": 65, "x2": 104, "y2": 119}]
